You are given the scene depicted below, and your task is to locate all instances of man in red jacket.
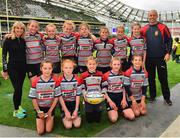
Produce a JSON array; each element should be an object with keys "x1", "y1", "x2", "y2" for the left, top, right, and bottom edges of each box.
[{"x1": 141, "y1": 10, "x2": 173, "y2": 106}]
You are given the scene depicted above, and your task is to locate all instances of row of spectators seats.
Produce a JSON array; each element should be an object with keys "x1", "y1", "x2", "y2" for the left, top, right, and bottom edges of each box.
[{"x1": 0, "y1": 0, "x2": 99, "y2": 22}]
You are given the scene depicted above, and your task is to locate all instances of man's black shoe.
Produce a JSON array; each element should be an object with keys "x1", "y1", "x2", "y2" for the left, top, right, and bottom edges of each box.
[
  {"x1": 164, "y1": 99, "x2": 172, "y2": 106},
  {"x1": 149, "y1": 97, "x2": 156, "y2": 103}
]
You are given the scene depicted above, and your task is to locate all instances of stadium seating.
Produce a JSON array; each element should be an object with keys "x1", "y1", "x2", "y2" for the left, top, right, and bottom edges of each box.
[{"x1": 0, "y1": 0, "x2": 99, "y2": 22}]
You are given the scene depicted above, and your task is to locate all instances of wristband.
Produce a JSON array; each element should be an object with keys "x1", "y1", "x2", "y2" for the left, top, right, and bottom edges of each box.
[
  {"x1": 37, "y1": 109, "x2": 43, "y2": 114},
  {"x1": 75, "y1": 108, "x2": 79, "y2": 112}
]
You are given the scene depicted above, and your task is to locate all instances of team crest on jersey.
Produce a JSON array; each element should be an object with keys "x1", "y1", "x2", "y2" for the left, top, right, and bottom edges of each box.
[
  {"x1": 93, "y1": 78, "x2": 101, "y2": 83},
  {"x1": 155, "y1": 31, "x2": 158, "y2": 36}
]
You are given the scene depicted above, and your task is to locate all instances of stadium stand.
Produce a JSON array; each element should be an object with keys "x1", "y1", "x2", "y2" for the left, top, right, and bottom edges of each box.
[{"x1": 0, "y1": 0, "x2": 99, "y2": 22}]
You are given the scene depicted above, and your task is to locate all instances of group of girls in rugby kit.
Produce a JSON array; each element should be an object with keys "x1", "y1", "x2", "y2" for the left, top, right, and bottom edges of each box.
[{"x1": 2, "y1": 19, "x2": 148, "y2": 135}]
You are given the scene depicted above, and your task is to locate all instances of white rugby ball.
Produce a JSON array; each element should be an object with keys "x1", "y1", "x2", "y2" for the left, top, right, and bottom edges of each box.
[{"x1": 85, "y1": 91, "x2": 105, "y2": 105}]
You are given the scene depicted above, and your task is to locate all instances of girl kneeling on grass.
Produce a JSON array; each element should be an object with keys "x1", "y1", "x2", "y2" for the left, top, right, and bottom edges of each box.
[
  {"x1": 80, "y1": 56, "x2": 104, "y2": 123},
  {"x1": 102, "y1": 57, "x2": 135, "y2": 123},
  {"x1": 59, "y1": 59, "x2": 82, "y2": 129},
  {"x1": 29, "y1": 60, "x2": 61, "y2": 135},
  {"x1": 124, "y1": 54, "x2": 148, "y2": 117}
]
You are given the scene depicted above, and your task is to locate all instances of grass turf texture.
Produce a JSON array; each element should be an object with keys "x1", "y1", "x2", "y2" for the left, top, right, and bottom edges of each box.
[{"x1": 0, "y1": 48, "x2": 180, "y2": 136}]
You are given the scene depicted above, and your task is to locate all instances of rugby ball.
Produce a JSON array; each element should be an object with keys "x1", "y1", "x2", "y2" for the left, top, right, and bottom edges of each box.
[{"x1": 85, "y1": 91, "x2": 105, "y2": 105}]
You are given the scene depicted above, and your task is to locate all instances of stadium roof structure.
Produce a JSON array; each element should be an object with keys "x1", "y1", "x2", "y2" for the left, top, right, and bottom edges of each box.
[{"x1": 35, "y1": 0, "x2": 180, "y2": 22}]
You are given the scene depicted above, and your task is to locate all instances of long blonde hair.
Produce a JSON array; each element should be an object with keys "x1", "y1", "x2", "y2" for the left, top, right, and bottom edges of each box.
[{"x1": 7, "y1": 21, "x2": 26, "y2": 39}]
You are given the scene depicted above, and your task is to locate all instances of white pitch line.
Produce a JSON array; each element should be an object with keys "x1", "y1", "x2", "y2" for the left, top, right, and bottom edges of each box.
[{"x1": 160, "y1": 115, "x2": 180, "y2": 137}]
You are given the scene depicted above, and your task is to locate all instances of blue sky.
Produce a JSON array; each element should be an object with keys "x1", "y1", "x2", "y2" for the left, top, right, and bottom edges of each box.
[{"x1": 120, "y1": 0, "x2": 180, "y2": 12}]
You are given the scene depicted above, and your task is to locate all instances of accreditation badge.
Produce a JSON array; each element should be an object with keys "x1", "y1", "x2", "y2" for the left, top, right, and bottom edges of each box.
[{"x1": 155, "y1": 31, "x2": 158, "y2": 36}]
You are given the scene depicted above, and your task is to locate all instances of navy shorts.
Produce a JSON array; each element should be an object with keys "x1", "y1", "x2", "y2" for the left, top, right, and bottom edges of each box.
[
  {"x1": 84, "y1": 101, "x2": 103, "y2": 113},
  {"x1": 27, "y1": 63, "x2": 41, "y2": 78},
  {"x1": 128, "y1": 99, "x2": 141, "y2": 106},
  {"x1": 97, "y1": 66, "x2": 111, "y2": 74},
  {"x1": 78, "y1": 66, "x2": 87, "y2": 73},
  {"x1": 35, "y1": 107, "x2": 55, "y2": 119},
  {"x1": 60, "y1": 101, "x2": 81, "y2": 119},
  {"x1": 53, "y1": 62, "x2": 61, "y2": 74},
  {"x1": 106, "y1": 92, "x2": 130, "y2": 112},
  {"x1": 121, "y1": 58, "x2": 129, "y2": 71}
]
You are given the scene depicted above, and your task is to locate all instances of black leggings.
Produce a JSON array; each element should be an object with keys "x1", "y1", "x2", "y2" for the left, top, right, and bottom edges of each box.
[
  {"x1": 8, "y1": 63, "x2": 26, "y2": 110},
  {"x1": 145, "y1": 57, "x2": 170, "y2": 100}
]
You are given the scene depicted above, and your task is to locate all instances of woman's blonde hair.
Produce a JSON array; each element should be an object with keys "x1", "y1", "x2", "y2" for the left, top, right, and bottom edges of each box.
[
  {"x1": 62, "y1": 20, "x2": 76, "y2": 31},
  {"x1": 8, "y1": 21, "x2": 26, "y2": 39}
]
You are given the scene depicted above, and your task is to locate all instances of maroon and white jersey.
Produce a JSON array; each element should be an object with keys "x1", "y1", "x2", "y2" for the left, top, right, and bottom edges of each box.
[
  {"x1": 29, "y1": 76, "x2": 61, "y2": 107},
  {"x1": 112, "y1": 36, "x2": 129, "y2": 59},
  {"x1": 124, "y1": 67, "x2": 148, "y2": 101},
  {"x1": 59, "y1": 75, "x2": 82, "y2": 102},
  {"x1": 25, "y1": 32, "x2": 44, "y2": 64},
  {"x1": 102, "y1": 71, "x2": 126, "y2": 94},
  {"x1": 77, "y1": 36, "x2": 93, "y2": 66},
  {"x1": 94, "y1": 39, "x2": 114, "y2": 67},
  {"x1": 43, "y1": 37, "x2": 61, "y2": 63},
  {"x1": 60, "y1": 32, "x2": 79, "y2": 57},
  {"x1": 81, "y1": 71, "x2": 103, "y2": 94},
  {"x1": 129, "y1": 36, "x2": 146, "y2": 56}
]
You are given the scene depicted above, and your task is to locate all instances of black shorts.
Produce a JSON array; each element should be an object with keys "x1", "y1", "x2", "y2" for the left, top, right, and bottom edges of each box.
[
  {"x1": 62, "y1": 56, "x2": 78, "y2": 74},
  {"x1": 53, "y1": 62, "x2": 61, "y2": 74},
  {"x1": 27, "y1": 63, "x2": 41, "y2": 78},
  {"x1": 78, "y1": 66, "x2": 87, "y2": 73},
  {"x1": 60, "y1": 101, "x2": 81, "y2": 119},
  {"x1": 84, "y1": 101, "x2": 103, "y2": 113},
  {"x1": 121, "y1": 58, "x2": 129, "y2": 71},
  {"x1": 128, "y1": 99, "x2": 141, "y2": 106},
  {"x1": 106, "y1": 92, "x2": 130, "y2": 112},
  {"x1": 97, "y1": 67, "x2": 111, "y2": 74},
  {"x1": 35, "y1": 107, "x2": 55, "y2": 119}
]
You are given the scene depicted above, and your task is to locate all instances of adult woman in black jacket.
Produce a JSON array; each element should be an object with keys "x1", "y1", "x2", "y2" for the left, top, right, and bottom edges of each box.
[{"x1": 1, "y1": 21, "x2": 27, "y2": 118}]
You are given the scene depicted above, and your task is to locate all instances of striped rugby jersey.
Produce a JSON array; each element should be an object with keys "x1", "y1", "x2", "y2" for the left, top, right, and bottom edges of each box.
[
  {"x1": 94, "y1": 39, "x2": 114, "y2": 67},
  {"x1": 59, "y1": 32, "x2": 79, "y2": 57},
  {"x1": 102, "y1": 71, "x2": 127, "y2": 94},
  {"x1": 124, "y1": 67, "x2": 148, "y2": 101},
  {"x1": 77, "y1": 36, "x2": 93, "y2": 66},
  {"x1": 80, "y1": 71, "x2": 103, "y2": 94},
  {"x1": 59, "y1": 75, "x2": 82, "y2": 102},
  {"x1": 112, "y1": 36, "x2": 129, "y2": 59},
  {"x1": 25, "y1": 32, "x2": 44, "y2": 64},
  {"x1": 29, "y1": 76, "x2": 61, "y2": 107},
  {"x1": 129, "y1": 36, "x2": 146, "y2": 56},
  {"x1": 43, "y1": 37, "x2": 61, "y2": 63}
]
